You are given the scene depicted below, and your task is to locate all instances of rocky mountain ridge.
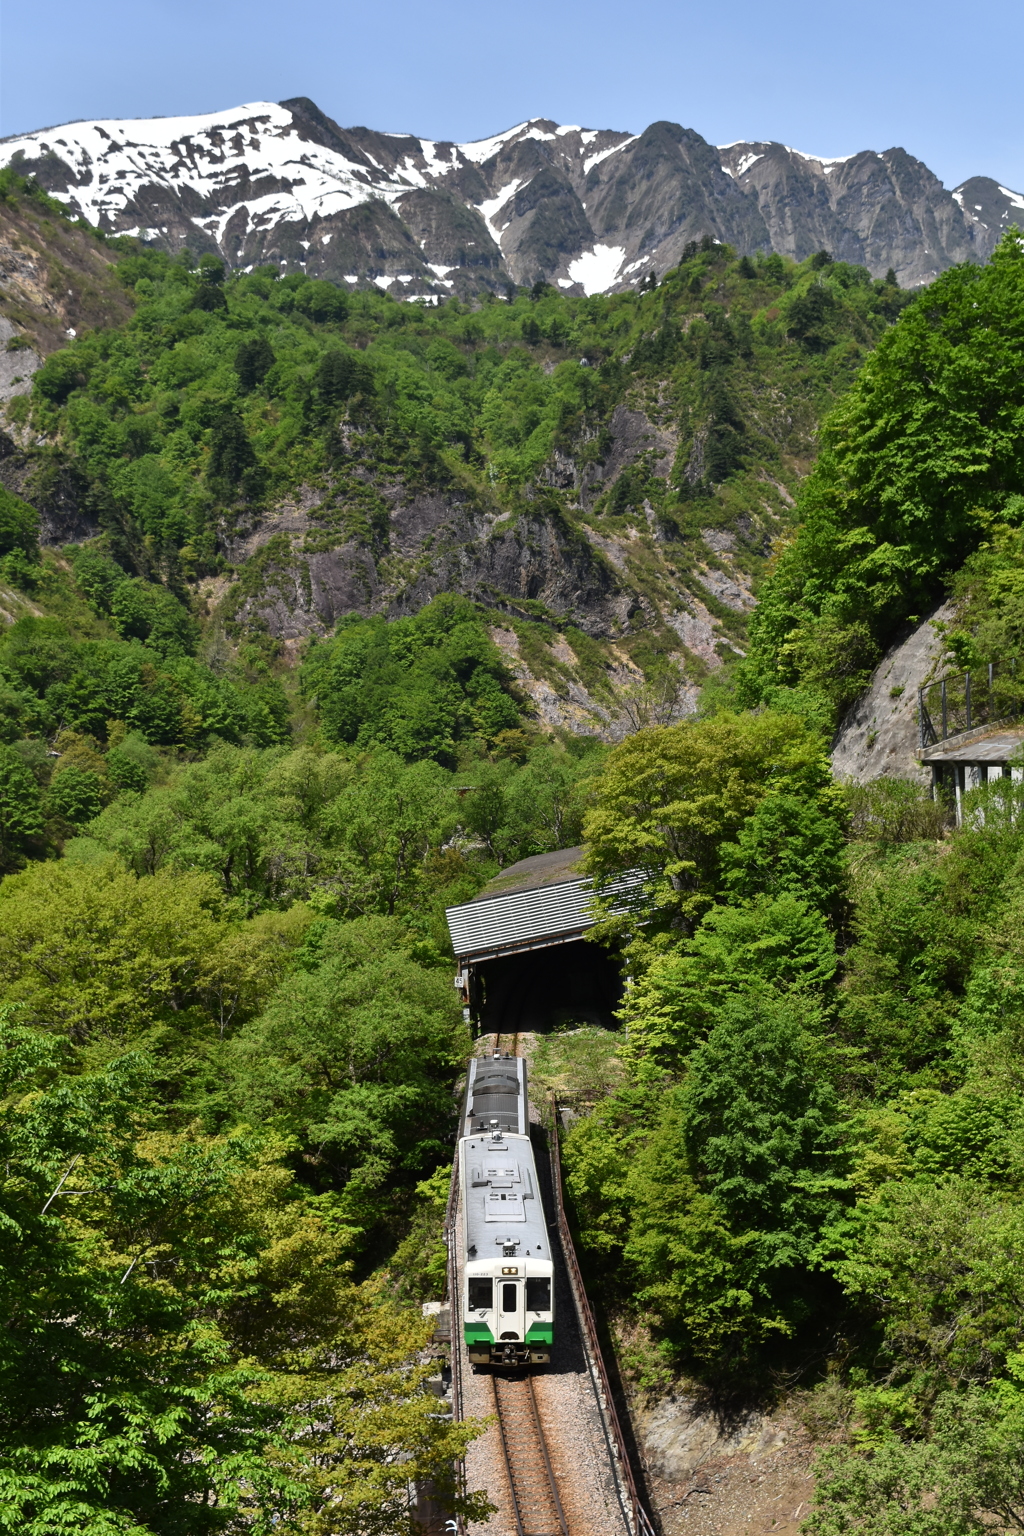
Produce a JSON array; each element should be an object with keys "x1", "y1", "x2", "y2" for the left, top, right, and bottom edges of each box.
[{"x1": 3, "y1": 98, "x2": 1021, "y2": 299}]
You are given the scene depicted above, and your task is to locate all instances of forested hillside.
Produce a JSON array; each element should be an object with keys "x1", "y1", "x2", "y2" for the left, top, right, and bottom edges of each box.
[
  {"x1": 2, "y1": 198, "x2": 910, "y2": 734},
  {"x1": 561, "y1": 235, "x2": 1024, "y2": 1535},
  {"x1": 1, "y1": 159, "x2": 1024, "y2": 1532}
]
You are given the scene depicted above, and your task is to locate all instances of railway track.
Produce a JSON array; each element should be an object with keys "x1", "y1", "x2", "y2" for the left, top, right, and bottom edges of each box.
[
  {"x1": 491, "y1": 1031, "x2": 521, "y2": 1056},
  {"x1": 490, "y1": 1370, "x2": 569, "y2": 1536}
]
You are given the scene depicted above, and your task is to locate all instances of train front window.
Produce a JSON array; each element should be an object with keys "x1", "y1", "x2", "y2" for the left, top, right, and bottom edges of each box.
[
  {"x1": 526, "y1": 1277, "x2": 551, "y2": 1310},
  {"x1": 501, "y1": 1282, "x2": 518, "y2": 1312},
  {"x1": 468, "y1": 1278, "x2": 493, "y2": 1310}
]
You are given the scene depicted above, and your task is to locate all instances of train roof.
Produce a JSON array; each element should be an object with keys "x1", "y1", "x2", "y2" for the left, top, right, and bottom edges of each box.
[
  {"x1": 463, "y1": 1054, "x2": 528, "y2": 1137},
  {"x1": 461, "y1": 1130, "x2": 549, "y2": 1260}
]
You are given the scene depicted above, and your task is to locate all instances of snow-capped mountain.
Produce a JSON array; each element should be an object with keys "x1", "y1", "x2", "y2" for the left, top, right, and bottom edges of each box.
[{"x1": 3, "y1": 96, "x2": 1020, "y2": 296}]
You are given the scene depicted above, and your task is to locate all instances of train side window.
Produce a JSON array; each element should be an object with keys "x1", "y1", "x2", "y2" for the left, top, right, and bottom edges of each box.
[
  {"x1": 526, "y1": 1277, "x2": 551, "y2": 1310},
  {"x1": 468, "y1": 1278, "x2": 493, "y2": 1309},
  {"x1": 501, "y1": 1282, "x2": 518, "y2": 1312}
]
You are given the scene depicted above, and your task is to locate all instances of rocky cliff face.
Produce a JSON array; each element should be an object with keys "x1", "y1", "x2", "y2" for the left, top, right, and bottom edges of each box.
[
  {"x1": 0, "y1": 185, "x2": 135, "y2": 402},
  {"x1": 3, "y1": 99, "x2": 1018, "y2": 299},
  {"x1": 718, "y1": 143, "x2": 1013, "y2": 288},
  {"x1": 830, "y1": 604, "x2": 954, "y2": 783}
]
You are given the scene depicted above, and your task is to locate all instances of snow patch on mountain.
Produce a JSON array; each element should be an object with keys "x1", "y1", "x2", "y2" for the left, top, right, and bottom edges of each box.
[{"x1": 567, "y1": 245, "x2": 626, "y2": 295}]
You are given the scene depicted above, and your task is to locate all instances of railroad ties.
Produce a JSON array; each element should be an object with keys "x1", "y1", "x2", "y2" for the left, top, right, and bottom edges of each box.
[
  {"x1": 491, "y1": 1372, "x2": 568, "y2": 1536},
  {"x1": 452, "y1": 1030, "x2": 645, "y2": 1536}
]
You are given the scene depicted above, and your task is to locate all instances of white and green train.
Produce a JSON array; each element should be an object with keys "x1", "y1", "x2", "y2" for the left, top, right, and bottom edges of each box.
[{"x1": 459, "y1": 1055, "x2": 554, "y2": 1367}]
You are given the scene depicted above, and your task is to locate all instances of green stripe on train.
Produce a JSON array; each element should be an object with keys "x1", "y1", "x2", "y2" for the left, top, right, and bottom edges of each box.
[
  {"x1": 525, "y1": 1322, "x2": 553, "y2": 1345},
  {"x1": 464, "y1": 1322, "x2": 494, "y2": 1344}
]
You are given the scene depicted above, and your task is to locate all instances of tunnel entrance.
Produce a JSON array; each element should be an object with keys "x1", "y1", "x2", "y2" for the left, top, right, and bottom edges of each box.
[
  {"x1": 474, "y1": 938, "x2": 623, "y2": 1034},
  {"x1": 445, "y1": 846, "x2": 642, "y2": 1037}
]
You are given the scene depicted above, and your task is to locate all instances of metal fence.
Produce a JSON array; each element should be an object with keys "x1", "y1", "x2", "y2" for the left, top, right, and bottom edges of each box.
[
  {"x1": 919, "y1": 659, "x2": 1021, "y2": 747},
  {"x1": 549, "y1": 1103, "x2": 659, "y2": 1536}
]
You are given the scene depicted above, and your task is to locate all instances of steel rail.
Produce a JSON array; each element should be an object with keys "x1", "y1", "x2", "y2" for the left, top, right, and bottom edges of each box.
[
  {"x1": 444, "y1": 1147, "x2": 467, "y2": 1536},
  {"x1": 491, "y1": 1371, "x2": 569, "y2": 1536},
  {"x1": 549, "y1": 1101, "x2": 659, "y2": 1536}
]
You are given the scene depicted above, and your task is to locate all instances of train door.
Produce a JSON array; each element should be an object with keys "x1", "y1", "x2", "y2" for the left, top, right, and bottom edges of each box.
[{"x1": 497, "y1": 1277, "x2": 524, "y2": 1341}]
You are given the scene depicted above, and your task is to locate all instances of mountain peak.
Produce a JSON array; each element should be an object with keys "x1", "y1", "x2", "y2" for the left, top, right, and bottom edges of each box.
[{"x1": 2, "y1": 99, "x2": 1019, "y2": 295}]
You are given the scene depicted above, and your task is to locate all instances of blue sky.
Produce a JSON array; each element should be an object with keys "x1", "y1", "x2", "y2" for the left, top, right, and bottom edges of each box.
[{"x1": 4, "y1": 0, "x2": 1023, "y2": 192}]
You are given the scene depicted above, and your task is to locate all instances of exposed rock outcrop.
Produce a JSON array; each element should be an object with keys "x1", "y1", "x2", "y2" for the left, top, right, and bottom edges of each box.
[
  {"x1": 219, "y1": 484, "x2": 628, "y2": 640},
  {"x1": 636, "y1": 1392, "x2": 816, "y2": 1536},
  {"x1": 830, "y1": 604, "x2": 954, "y2": 783}
]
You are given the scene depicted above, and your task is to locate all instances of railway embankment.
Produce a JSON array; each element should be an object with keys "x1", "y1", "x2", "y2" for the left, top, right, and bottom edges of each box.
[
  {"x1": 449, "y1": 1033, "x2": 644, "y2": 1536},
  {"x1": 456, "y1": 1132, "x2": 633, "y2": 1534},
  {"x1": 446, "y1": 1032, "x2": 821, "y2": 1536}
]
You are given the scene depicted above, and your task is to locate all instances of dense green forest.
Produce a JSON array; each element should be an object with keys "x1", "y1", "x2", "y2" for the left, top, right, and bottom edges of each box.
[
  {"x1": 744, "y1": 232, "x2": 1024, "y2": 721},
  {"x1": 2, "y1": 163, "x2": 1024, "y2": 1531}
]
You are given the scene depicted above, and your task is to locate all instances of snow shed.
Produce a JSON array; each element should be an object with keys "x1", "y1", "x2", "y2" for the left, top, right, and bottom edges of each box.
[{"x1": 445, "y1": 847, "x2": 643, "y2": 1033}]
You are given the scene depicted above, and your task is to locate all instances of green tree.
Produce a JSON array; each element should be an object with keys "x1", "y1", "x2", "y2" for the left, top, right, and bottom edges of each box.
[
  {"x1": 819, "y1": 1177, "x2": 1024, "y2": 1388},
  {"x1": 620, "y1": 894, "x2": 838, "y2": 1074},
  {"x1": 207, "y1": 410, "x2": 259, "y2": 499},
  {"x1": 0, "y1": 860, "x2": 305, "y2": 1043},
  {"x1": 719, "y1": 791, "x2": 847, "y2": 916},
  {"x1": 0, "y1": 743, "x2": 43, "y2": 869},
  {"x1": 228, "y1": 916, "x2": 469, "y2": 1233},
  {"x1": 0, "y1": 486, "x2": 39, "y2": 558},
  {"x1": 623, "y1": 991, "x2": 844, "y2": 1371},
  {"x1": 584, "y1": 711, "x2": 835, "y2": 929},
  {"x1": 617, "y1": 989, "x2": 841, "y2": 1376},
  {"x1": 234, "y1": 334, "x2": 275, "y2": 392},
  {"x1": 293, "y1": 280, "x2": 349, "y2": 324},
  {"x1": 315, "y1": 347, "x2": 373, "y2": 407},
  {"x1": 109, "y1": 580, "x2": 199, "y2": 657},
  {"x1": 302, "y1": 596, "x2": 522, "y2": 766},
  {"x1": 44, "y1": 763, "x2": 106, "y2": 827},
  {"x1": 808, "y1": 1383, "x2": 1024, "y2": 1535},
  {"x1": 747, "y1": 230, "x2": 1024, "y2": 714},
  {"x1": 0, "y1": 1020, "x2": 488, "y2": 1534}
]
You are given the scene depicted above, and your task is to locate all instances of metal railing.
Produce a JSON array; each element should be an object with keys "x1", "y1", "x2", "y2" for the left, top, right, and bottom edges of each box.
[
  {"x1": 549, "y1": 1103, "x2": 659, "y2": 1536},
  {"x1": 919, "y1": 658, "x2": 1021, "y2": 747}
]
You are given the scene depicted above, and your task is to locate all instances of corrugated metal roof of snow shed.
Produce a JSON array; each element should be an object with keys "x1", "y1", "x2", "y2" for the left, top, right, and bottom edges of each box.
[{"x1": 446, "y1": 849, "x2": 644, "y2": 961}]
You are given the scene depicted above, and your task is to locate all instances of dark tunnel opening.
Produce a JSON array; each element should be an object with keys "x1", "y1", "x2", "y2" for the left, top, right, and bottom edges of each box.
[{"x1": 473, "y1": 939, "x2": 623, "y2": 1034}]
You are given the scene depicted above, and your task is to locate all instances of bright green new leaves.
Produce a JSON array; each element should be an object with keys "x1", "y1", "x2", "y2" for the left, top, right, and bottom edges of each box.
[
  {"x1": 0, "y1": 860, "x2": 306, "y2": 1043},
  {"x1": 0, "y1": 1022, "x2": 486, "y2": 1535},
  {"x1": 585, "y1": 709, "x2": 837, "y2": 928},
  {"x1": 944, "y1": 514, "x2": 1024, "y2": 672},
  {"x1": 820, "y1": 1177, "x2": 1024, "y2": 1388},
  {"x1": 719, "y1": 790, "x2": 847, "y2": 915},
  {"x1": 0, "y1": 615, "x2": 287, "y2": 751},
  {"x1": 621, "y1": 894, "x2": 837, "y2": 1073},
  {"x1": 808, "y1": 1385, "x2": 1024, "y2": 1536},
  {"x1": 301, "y1": 594, "x2": 522, "y2": 765},
  {"x1": 227, "y1": 916, "x2": 469, "y2": 1232},
  {"x1": 747, "y1": 230, "x2": 1024, "y2": 713},
  {"x1": 83, "y1": 744, "x2": 459, "y2": 916}
]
